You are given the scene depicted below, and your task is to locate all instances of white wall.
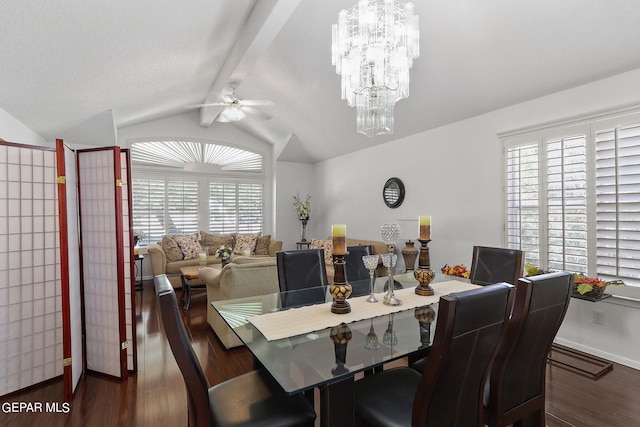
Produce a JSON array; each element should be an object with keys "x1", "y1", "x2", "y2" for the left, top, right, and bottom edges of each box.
[
  {"x1": 556, "y1": 293, "x2": 640, "y2": 370},
  {"x1": 274, "y1": 161, "x2": 314, "y2": 250},
  {"x1": 0, "y1": 107, "x2": 47, "y2": 146},
  {"x1": 312, "y1": 67, "x2": 640, "y2": 369}
]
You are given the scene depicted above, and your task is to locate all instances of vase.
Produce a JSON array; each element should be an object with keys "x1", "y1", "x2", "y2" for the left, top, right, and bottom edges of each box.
[
  {"x1": 401, "y1": 240, "x2": 419, "y2": 272},
  {"x1": 221, "y1": 256, "x2": 230, "y2": 267},
  {"x1": 300, "y1": 220, "x2": 308, "y2": 242}
]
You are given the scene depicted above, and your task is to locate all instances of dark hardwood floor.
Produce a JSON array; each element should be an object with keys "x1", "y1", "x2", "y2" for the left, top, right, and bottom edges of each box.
[{"x1": 1, "y1": 280, "x2": 639, "y2": 427}]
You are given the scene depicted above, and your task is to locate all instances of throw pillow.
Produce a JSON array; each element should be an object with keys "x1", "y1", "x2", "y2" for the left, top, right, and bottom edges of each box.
[
  {"x1": 199, "y1": 231, "x2": 234, "y2": 253},
  {"x1": 173, "y1": 234, "x2": 202, "y2": 260},
  {"x1": 310, "y1": 238, "x2": 333, "y2": 265},
  {"x1": 161, "y1": 235, "x2": 183, "y2": 262},
  {"x1": 254, "y1": 235, "x2": 271, "y2": 255},
  {"x1": 233, "y1": 232, "x2": 260, "y2": 254}
]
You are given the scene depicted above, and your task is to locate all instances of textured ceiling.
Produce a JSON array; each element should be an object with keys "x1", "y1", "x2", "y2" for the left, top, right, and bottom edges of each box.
[{"x1": 2, "y1": 0, "x2": 640, "y2": 162}]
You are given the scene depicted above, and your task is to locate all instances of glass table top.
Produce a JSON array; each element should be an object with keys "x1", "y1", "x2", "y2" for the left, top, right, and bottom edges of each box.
[{"x1": 212, "y1": 272, "x2": 463, "y2": 394}]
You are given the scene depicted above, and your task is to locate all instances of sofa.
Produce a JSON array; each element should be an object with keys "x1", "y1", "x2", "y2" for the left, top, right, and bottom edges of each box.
[
  {"x1": 309, "y1": 237, "x2": 389, "y2": 283},
  {"x1": 148, "y1": 231, "x2": 282, "y2": 288},
  {"x1": 199, "y1": 256, "x2": 279, "y2": 349}
]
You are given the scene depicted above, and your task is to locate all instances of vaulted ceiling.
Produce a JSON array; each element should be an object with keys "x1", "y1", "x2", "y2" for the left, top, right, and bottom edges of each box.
[{"x1": 3, "y1": 0, "x2": 640, "y2": 163}]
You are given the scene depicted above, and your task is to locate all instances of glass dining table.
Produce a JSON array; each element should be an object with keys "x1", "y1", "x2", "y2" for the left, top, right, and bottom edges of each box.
[{"x1": 211, "y1": 272, "x2": 471, "y2": 427}]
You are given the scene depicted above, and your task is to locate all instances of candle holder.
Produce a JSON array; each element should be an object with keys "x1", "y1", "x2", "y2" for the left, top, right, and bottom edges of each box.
[
  {"x1": 381, "y1": 253, "x2": 401, "y2": 306},
  {"x1": 198, "y1": 247, "x2": 209, "y2": 269},
  {"x1": 363, "y1": 319, "x2": 380, "y2": 351},
  {"x1": 329, "y1": 253, "x2": 352, "y2": 314},
  {"x1": 382, "y1": 313, "x2": 398, "y2": 348},
  {"x1": 362, "y1": 254, "x2": 379, "y2": 303},
  {"x1": 330, "y1": 322, "x2": 352, "y2": 376},
  {"x1": 380, "y1": 223, "x2": 402, "y2": 306},
  {"x1": 414, "y1": 305, "x2": 436, "y2": 349},
  {"x1": 414, "y1": 239, "x2": 435, "y2": 296}
]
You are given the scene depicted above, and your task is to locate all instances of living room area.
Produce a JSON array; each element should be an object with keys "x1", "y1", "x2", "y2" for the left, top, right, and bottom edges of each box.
[{"x1": 3, "y1": 1, "x2": 640, "y2": 426}]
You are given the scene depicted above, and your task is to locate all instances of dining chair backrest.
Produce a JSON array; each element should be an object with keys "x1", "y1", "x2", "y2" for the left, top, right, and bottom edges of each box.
[
  {"x1": 485, "y1": 271, "x2": 573, "y2": 427},
  {"x1": 470, "y1": 245, "x2": 524, "y2": 286},
  {"x1": 154, "y1": 274, "x2": 211, "y2": 427},
  {"x1": 344, "y1": 245, "x2": 373, "y2": 281},
  {"x1": 276, "y1": 249, "x2": 329, "y2": 292},
  {"x1": 277, "y1": 249, "x2": 329, "y2": 307},
  {"x1": 412, "y1": 283, "x2": 513, "y2": 427}
]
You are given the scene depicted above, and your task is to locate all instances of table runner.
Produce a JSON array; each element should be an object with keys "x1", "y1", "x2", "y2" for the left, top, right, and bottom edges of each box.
[{"x1": 248, "y1": 280, "x2": 479, "y2": 341}]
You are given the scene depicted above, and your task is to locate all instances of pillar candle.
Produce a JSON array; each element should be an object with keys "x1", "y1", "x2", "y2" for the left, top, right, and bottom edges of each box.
[
  {"x1": 419, "y1": 216, "x2": 431, "y2": 240},
  {"x1": 198, "y1": 252, "x2": 207, "y2": 262},
  {"x1": 332, "y1": 224, "x2": 347, "y2": 255}
]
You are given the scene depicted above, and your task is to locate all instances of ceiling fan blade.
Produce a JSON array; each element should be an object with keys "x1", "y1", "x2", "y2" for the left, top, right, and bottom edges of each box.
[
  {"x1": 184, "y1": 102, "x2": 228, "y2": 109},
  {"x1": 241, "y1": 106, "x2": 273, "y2": 121},
  {"x1": 239, "y1": 99, "x2": 274, "y2": 107},
  {"x1": 214, "y1": 112, "x2": 233, "y2": 122}
]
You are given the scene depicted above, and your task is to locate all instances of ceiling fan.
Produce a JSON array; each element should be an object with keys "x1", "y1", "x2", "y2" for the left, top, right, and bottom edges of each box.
[{"x1": 185, "y1": 82, "x2": 274, "y2": 122}]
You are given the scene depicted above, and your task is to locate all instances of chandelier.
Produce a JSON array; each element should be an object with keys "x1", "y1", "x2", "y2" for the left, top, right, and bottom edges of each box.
[{"x1": 332, "y1": 0, "x2": 419, "y2": 137}]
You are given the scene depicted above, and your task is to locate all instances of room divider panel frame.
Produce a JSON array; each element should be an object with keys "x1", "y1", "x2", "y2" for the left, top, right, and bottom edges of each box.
[
  {"x1": 76, "y1": 146, "x2": 128, "y2": 380},
  {"x1": 55, "y1": 139, "x2": 83, "y2": 401},
  {"x1": 0, "y1": 141, "x2": 64, "y2": 397},
  {"x1": 0, "y1": 140, "x2": 137, "y2": 399}
]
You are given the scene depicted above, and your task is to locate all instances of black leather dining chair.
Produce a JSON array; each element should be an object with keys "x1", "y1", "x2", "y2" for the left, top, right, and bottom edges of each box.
[
  {"x1": 276, "y1": 249, "x2": 329, "y2": 307},
  {"x1": 154, "y1": 274, "x2": 316, "y2": 427},
  {"x1": 470, "y1": 245, "x2": 524, "y2": 286},
  {"x1": 354, "y1": 283, "x2": 513, "y2": 427},
  {"x1": 344, "y1": 245, "x2": 373, "y2": 281},
  {"x1": 343, "y1": 245, "x2": 374, "y2": 297},
  {"x1": 484, "y1": 271, "x2": 573, "y2": 427}
]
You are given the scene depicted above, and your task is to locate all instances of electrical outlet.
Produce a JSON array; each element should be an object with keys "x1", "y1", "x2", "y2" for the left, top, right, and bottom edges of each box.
[{"x1": 593, "y1": 310, "x2": 604, "y2": 325}]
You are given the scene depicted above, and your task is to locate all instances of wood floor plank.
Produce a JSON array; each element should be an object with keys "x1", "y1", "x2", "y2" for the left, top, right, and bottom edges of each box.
[{"x1": 1, "y1": 280, "x2": 639, "y2": 427}]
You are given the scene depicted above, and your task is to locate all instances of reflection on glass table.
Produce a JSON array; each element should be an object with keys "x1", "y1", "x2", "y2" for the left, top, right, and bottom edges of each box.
[
  {"x1": 211, "y1": 272, "x2": 471, "y2": 427},
  {"x1": 211, "y1": 273, "x2": 463, "y2": 394}
]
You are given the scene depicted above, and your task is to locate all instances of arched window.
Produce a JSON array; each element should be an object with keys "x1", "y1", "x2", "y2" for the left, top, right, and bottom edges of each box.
[{"x1": 130, "y1": 139, "x2": 264, "y2": 244}]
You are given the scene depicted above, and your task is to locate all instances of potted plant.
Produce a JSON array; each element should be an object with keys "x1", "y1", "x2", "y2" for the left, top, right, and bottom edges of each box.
[{"x1": 293, "y1": 193, "x2": 311, "y2": 242}]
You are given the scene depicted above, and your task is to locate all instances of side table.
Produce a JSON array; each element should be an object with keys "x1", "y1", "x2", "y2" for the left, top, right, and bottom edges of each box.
[
  {"x1": 296, "y1": 241, "x2": 311, "y2": 250},
  {"x1": 134, "y1": 254, "x2": 144, "y2": 291},
  {"x1": 179, "y1": 265, "x2": 218, "y2": 310}
]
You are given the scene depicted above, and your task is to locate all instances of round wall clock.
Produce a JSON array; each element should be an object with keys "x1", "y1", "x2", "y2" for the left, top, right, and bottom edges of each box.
[{"x1": 383, "y1": 177, "x2": 405, "y2": 208}]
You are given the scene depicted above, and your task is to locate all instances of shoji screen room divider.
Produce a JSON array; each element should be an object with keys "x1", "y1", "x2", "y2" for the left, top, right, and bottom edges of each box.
[{"x1": 0, "y1": 139, "x2": 136, "y2": 400}]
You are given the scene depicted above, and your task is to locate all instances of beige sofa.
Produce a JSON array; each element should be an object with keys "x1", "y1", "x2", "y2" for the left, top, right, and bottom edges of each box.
[
  {"x1": 199, "y1": 257, "x2": 279, "y2": 349},
  {"x1": 310, "y1": 237, "x2": 389, "y2": 283},
  {"x1": 148, "y1": 233, "x2": 282, "y2": 288}
]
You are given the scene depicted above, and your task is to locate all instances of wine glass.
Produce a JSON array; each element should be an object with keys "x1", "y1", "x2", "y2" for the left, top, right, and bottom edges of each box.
[
  {"x1": 363, "y1": 319, "x2": 380, "y2": 351},
  {"x1": 382, "y1": 314, "x2": 398, "y2": 347},
  {"x1": 362, "y1": 254, "x2": 379, "y2": 303}
]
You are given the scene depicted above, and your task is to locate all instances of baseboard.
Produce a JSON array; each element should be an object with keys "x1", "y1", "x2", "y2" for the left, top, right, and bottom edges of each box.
[{"x1": 553, "y1": 338, "x2": 640, "y2": 371}]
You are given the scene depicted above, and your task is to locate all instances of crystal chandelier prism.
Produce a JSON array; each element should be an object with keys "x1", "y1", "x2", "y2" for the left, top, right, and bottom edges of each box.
[{"x1": 332, "y1": 0, "x2": 419, "y2": 137}]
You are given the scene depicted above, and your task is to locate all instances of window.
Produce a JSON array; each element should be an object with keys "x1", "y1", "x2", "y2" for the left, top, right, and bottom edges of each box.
[
  {"x1": 504, "y1": 110, "x2": 640, "y2": 286},
  {"x1": 209, "y1": 182, "x2": 263, "y2": 234},
  {"x1": 132, "y1": 178, "x2": 199, "y2": 242},
  {"x1": 130, "y1": 139, "x2": 265, "y2": 243}
]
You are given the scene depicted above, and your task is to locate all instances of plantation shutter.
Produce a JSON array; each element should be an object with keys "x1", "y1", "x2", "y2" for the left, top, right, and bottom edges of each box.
[
  {"x1": 167, "y1": 180, "x2": 199, "y2": 235},
  {"x1": 546, "y1": 132, "x2": 588, "y2": 273},
  {"x1": 209, "y1": 182, "x2": 263, "y2": 234},
  {"x1": 594, "y1": 114, "x2": 640, "y2": 283},
  {"x1": 506, "y1": 143, "x2": 540, "y2": 266},
  {"x1": 132, "y1": 179, "x2": 166, "y2": 243}
]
